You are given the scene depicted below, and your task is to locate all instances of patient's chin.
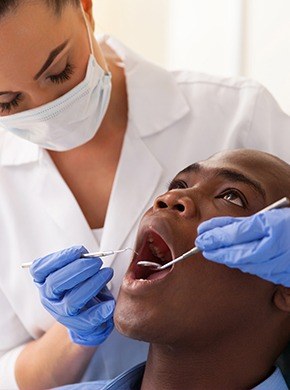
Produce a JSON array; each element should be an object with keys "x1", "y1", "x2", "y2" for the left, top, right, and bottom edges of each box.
[
  {"x1": 114, "y1": 304, "x2": 158, "y2": 342},
  {"x1": 114, "y1": 305, "x2": 145, "y2": 339}
]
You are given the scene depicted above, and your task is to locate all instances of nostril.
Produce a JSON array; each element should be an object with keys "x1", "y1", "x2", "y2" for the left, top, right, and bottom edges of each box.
[
  {"x1": 157, "y1": 200, "x2": 168, "y2": 209},
  {"x1": 174, "y1": 203, "x2": 185, "y2": 212}
]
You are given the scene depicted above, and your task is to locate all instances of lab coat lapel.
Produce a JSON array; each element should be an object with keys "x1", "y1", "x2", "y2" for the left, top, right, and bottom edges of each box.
[
  {"x1": 100, "y1": 125, "x2": 162, "y2": 264},
  {"x1": 35, "y1": 152, "x2": 98, "y2": 251}
]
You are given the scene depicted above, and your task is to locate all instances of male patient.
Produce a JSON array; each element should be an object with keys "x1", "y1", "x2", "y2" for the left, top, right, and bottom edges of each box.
[{"x1": 58, "y1": 149, "x2": 290, "y2": 389}]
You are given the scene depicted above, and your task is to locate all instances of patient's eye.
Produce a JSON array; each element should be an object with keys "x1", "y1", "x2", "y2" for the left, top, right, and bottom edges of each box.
[
  {"x1": 168, "y1": 179, "x2": 188, "y2": 191},
  {"x1": 217, "y1": 189, "x2": 246, "y2": 208}
]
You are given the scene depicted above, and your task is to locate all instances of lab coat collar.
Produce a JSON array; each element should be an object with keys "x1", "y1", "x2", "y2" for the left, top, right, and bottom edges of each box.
[
  {"x1": 35, "y1": 151, "x2": 99, "y2": 253},
  {"x1": 0, "y1": 130, "x2": 41, "y2": 166},
  {"x1": 0, "y1": 35, "x2": 190, "y2": 166},
  {"x1": 104, "y1": 35, "x2": 190, "y2": 137}
]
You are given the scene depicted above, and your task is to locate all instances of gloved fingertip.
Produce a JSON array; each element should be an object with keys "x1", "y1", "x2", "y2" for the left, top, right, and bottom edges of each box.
[
  {"x1": 68, "y1": 245, "x2": 88, "y2": 256},
  {"x1": 67, "y1": 306, "x2": 115, "y2": 346},
  {"x1": 100, "y1": 299, "x2": 115, "y2": 319},
  {"x1": 29, "y1": 262, "x2": 44, "y2": 283},
  {"x1": 197, "y1": 216, "x2": 238, "y2": 235},
  {"x1": 100, "y1": 267, "x2": 114, "y2": 283},
  {"x1": 93, "y1": 318, "x2": 115, "y2": 343},
  {"x1": 201, "y1": 250, "x2": 226, "y2": 265},
  {"x1": 89, "y1": 268, "x2": 114, "y2": 291},
  {"x1": 81, "y1": 256, "x2": 103, "y2": 270},
  {"x1": 195, "y1": 233, "x2": 216, "y2": 250},
  {"x1": 29, "y1": 262, "x2": 36, "y2": 277},
  {"x1": 194, "y1": 236, "x2": 205, "y2": 250},
  {"x1": 197, "y1": 221, "x2": 211, "y2": 235}
]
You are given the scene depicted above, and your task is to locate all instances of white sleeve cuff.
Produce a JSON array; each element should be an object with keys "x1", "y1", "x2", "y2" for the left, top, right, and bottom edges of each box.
[{"x1": 0, "y1": 344, "x2": 26, "y2": 389}]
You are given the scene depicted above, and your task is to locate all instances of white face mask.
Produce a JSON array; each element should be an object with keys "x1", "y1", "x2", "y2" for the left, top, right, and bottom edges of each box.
[{"x1": 0, "y1": 12, "x2": 112, "y2": 151}]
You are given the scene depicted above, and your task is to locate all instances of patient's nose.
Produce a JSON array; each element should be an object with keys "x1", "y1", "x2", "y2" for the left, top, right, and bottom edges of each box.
[{"x1": 153, "y1": 190, "x2": 196, "y2": 218}]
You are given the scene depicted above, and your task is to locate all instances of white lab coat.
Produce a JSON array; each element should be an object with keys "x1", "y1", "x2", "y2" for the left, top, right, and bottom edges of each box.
[{"x1": 0, "y1": 36, "x2": 290, "y2": 389}]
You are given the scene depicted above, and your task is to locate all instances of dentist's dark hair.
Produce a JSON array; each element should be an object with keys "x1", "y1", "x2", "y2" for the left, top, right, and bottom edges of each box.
[{"x1": 0, "y1": 0, "x2": 80, "y2": 19}]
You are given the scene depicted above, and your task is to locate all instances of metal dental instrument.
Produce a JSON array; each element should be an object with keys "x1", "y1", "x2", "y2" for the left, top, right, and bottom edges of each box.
[
  {"x1": 21, "y1": 247, "x2": 134, "y2": 269},
  {"x1": 137, "y1": 246, "x2": 200, "y2": 271},
  {"x1": 81, "y1": 248, "x2": 134, "y2": 258},
  {"x1": 137, "y1": 196, "x2": 290, "y2": 271}
]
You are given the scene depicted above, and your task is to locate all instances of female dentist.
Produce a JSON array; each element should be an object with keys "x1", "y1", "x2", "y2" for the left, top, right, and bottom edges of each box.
[{"x1": 0, "y1": 0, "x2": 290, "y2": 388}]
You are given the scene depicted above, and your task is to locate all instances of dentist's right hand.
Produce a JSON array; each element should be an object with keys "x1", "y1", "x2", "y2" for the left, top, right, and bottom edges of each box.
[{"x1": 30, "y1": 245, "x2": 115, "y2": 346}]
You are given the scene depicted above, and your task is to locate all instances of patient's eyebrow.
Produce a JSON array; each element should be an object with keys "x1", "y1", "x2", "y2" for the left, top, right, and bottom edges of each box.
[
  {"x1": 179, "y1": 162, "x2": 201, "y2": 174},
  {"x1": 178, "y1": 163, "x2": 266, "y2": 199},
  {"x1": 215, "y1": 168, "x2": 266, "y2": 199}
]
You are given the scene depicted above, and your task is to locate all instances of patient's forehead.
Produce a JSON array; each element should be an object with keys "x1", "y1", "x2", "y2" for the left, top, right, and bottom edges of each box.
[
  {"x1": 205, "y1": 149, "x2": 281, "y2": 170},
  {"x1": 178, "y1": 149, "x2": 290, "y2": 201}
]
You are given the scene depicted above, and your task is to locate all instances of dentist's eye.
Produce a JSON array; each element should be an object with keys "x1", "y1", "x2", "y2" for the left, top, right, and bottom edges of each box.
[
  {"x1": 217, "y1": 189, "x2": 247, "y2": 208},
  {"x1": 168, "y1": 179, "x2": 188, "y2": 191},
  {"x1": 0, "y1": 93, "x2": 22, "y2": 114},
  {"x1": 48, "y1": 63, "x2": 75, "y2": 84}
]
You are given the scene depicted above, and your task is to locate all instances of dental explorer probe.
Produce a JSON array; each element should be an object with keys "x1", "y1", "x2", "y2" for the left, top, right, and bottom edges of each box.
[
  {"x1": 137, "y1": 196, "x2": 290, "y2": 271},
  {"x1": 21, "y1": 248, "x2": 134, "y2": 269}
]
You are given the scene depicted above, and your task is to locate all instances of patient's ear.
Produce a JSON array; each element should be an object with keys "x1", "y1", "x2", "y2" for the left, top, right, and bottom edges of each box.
[{"x1": 273, "y1": 286, "x2": 290, "y2": 312}]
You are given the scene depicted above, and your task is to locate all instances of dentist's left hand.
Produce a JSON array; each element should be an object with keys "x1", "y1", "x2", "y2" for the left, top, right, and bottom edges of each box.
[
  {"x1": 30, "y1": 245, "x2": 115, "y2": 346},
  {"x1": 195, "y1": 209, "x2": 290, "y2": 287}
]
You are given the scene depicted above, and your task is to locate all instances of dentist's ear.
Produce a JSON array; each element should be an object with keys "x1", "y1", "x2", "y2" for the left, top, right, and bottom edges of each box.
[
  {"x1": 273, "y1": 286, "x2": 290, "y2": 313},
  {"x1": 81, "y1": 0, "x2": 95, "y2": 30}
]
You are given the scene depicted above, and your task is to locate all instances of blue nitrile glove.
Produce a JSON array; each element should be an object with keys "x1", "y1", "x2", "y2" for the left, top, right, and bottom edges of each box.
[
  {"x1": 195, "y1": 208, "x2": 290, "y2": 287},
  {"x1": 30, "y1": 245, "x2": 115, "y2": 346}
]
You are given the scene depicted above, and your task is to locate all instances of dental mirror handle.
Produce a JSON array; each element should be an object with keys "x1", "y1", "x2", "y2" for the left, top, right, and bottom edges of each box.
[
  {"x1": 157, "y1": 246, "x2": 200, "y2": 270},
  {"x1": 256, "y1": 196, "x2": 290, "y2": 214},
  {"x1": 156, "y1": 196, "x2": 290, "y2": 271}
]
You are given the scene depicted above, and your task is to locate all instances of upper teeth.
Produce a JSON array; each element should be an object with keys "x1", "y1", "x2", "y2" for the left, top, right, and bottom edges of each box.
[{"x1": 149, "y1": 243, "x2": 164, "y2": 260}]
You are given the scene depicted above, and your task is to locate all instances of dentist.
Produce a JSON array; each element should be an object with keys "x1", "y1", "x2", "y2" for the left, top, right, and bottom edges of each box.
[{"x1": 0, "y1": 0, "x2": 290, "y2": 389}]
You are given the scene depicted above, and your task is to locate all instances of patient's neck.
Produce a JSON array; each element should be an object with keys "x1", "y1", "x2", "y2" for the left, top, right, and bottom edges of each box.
[{"x1": 140, "y1": 327, "x2": 282, "y2": 390}]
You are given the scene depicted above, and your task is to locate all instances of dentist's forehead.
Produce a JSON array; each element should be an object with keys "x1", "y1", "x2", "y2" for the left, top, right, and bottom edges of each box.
[{"x1": 0, "y1": 1, "x2": 76, "y2": 86}]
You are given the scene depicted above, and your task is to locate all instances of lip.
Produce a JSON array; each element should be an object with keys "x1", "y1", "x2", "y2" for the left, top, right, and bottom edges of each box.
[{"x1": 122, "y1": 216, "x2": 178, "y2": 295}]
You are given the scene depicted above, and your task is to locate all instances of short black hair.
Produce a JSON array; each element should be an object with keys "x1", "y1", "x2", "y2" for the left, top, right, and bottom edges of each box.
[{"x1": 0, "y1": 0, "x2": 80, "y2": 18}]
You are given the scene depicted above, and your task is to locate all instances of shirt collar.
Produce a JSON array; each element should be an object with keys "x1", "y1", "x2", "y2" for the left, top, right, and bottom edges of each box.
[
  {"x1": 50, "y1": 364, "x2": 288, "y2": 390},
  {"x1": 253, "y1": 367, "x2": 288, "y2": 389},
  {"x1": 100, "y1": 364, "x2": 288, "y2": 390}
]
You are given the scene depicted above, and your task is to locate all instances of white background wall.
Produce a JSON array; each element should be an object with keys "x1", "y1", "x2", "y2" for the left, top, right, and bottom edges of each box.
[{"x1": 93, "y1": 0, "x2": 290, "y2": 114}]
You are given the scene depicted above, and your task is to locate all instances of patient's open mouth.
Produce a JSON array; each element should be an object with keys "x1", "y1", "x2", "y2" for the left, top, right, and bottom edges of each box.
[{"x1": 131, "y1": 230, "x2": 173, "y2": 281}]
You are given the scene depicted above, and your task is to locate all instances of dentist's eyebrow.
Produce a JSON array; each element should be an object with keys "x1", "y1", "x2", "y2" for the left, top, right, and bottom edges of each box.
[
  {"x1": 215, "y1": 168, "x2": 266, "y2": 199},
  {"x1": 34, "y1": 39, "x2": 69, "y2": 80}
]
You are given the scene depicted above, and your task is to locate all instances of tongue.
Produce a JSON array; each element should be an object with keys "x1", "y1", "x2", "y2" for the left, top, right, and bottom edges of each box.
[{"x1": 147, "y1": 268, "x2": 171, "y2": 281}]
